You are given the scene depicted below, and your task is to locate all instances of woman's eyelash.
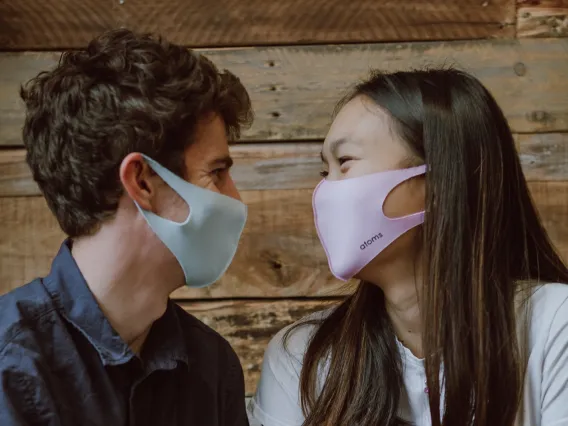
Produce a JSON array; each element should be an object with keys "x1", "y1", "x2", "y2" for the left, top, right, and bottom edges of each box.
[{"x1": 319, "y1": 157, "x2": 352, "y2": 177}]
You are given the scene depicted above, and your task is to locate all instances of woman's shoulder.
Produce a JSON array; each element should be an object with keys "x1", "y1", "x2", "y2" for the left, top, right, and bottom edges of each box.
[
  {"x1": 519, "y1": 282, "x2": 568, "y2": 348},
  {"x1": 518, "y1": 282, "x2": 568, "y2": 424},
  {"x1": 248, "y1": 307, "x2": 335, "y2": 426},
  {"x1": 524, "y1": 282, "x2": 568, "y2": 319},
  {"x1": 264, "y1": 306, "x2": 334, "y2": 366}
]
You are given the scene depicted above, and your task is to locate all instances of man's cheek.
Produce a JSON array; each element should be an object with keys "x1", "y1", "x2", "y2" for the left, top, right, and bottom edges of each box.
[{"x1": 155, "y1": 189, "x2": 189, "y2": 223}]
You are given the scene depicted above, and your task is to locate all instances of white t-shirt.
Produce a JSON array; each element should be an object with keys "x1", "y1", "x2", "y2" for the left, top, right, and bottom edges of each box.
[{"x1": 248, "y1": 283, "x2": 568, "y2": 426}]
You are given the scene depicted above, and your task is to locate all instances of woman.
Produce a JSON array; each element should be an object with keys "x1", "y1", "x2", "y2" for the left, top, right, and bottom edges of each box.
[{"x1": 248, "y1": 68, "x2": 568, "y2": 426}]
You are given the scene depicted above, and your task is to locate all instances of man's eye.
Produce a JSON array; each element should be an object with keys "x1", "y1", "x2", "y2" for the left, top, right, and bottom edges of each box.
[{"x1": 212, "y1": 168, "x2": 226, "y2": 177}]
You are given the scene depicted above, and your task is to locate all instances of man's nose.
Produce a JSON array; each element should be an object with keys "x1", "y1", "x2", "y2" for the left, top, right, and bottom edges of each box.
[{"x1": 224, "y1": 174, "x2": 242, "y2": 202}]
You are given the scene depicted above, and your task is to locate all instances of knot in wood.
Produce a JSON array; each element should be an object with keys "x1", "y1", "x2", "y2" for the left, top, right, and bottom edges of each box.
[
  {"x1": 514, "y1": 62, "x2": 526, "y2": 76},
  {"x1": 547, "y1": 17, "x2": 560, "y2": 27},
  {"x1": 270, "y1": 259, "x2": 283, "y2": 270},
  {"x1": 528, "y1": 110, "x2": 549, "y2": 122}
]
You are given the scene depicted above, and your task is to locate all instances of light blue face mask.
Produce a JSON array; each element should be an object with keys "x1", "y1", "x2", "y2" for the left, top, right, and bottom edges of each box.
[{"x1": 133, "y1": 154, "x2": 247, "y2": 288}]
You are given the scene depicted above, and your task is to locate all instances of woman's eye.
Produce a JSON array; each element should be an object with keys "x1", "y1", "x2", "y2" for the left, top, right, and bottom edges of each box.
[
  {"x1": 319, "y1": 170, "x2": 329, "y2": 177},
  {"x1": 338, "y1": 156, "x2": 352, "y2": 166}
]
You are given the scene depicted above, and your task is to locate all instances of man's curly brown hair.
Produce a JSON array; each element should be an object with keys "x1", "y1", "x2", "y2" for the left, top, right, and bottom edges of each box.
[{"x1": 20, "y1": 28, "x2": 253, "y2": 238}]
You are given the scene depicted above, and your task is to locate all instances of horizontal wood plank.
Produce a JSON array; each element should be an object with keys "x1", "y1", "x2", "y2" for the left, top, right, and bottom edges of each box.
[
  {"x1": 516, "y1": 133, "x2": 568, "y2": 180},
  {"x1": 0, "y1": 150, "x2": 36, "y2": 197},
  {"x1": 532, "y1": 183, "x2": 568, "y2": 261},
  {"x1": 0, "y1": 0, "x2": 516, "y2": 50},
  {"x1": 2, "y1": 134, "x2": 567, "y2": 197},
  {"x1": 181, "y1": 299, "x2": 333, "y2": 395},
  {"x1": 517, "y1": 0, "x2": 568, "y2": 37},
  {"x1": 1, "y1": 183, "x2": 567, "y2": 299},
  {"x1": 0, "y1": 190, "x2": 352, "y2": 298},
  {"x1": 0, "y1": 144, "x2": 323, "y2": 197},
  {"x1": 1, "y1": 39, "x2": 568, "y2": 146}
]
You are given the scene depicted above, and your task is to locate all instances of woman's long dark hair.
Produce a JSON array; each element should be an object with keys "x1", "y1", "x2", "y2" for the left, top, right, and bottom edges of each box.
[{"x1": 285, "y1": 68, "x2": 568, "y2": 426}]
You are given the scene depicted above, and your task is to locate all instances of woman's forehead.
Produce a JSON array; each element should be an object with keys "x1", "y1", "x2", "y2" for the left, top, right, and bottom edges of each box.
[{"x1": 324, "y1": 97, "x2": 398, "y2": 153}]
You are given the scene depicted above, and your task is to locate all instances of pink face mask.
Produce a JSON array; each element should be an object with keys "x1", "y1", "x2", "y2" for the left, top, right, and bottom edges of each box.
[{"x1": 312, "y1": 165, "x2": 427, "y2": 281}]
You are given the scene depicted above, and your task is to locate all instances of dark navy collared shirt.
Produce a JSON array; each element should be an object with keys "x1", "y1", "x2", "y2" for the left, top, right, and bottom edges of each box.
[{"x1": 0, "y1": 241, "x2": 249, "y2": 426}]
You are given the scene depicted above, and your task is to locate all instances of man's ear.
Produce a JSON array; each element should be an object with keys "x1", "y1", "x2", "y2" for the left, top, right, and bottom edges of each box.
[{"x1": 119, "y1": 153, "x2": 157, "y2": 211}]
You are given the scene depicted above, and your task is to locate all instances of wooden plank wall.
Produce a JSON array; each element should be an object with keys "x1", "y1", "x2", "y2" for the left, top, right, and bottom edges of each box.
[{"x1": 1, "y1": 0, "x2": 568, "y2": 398}]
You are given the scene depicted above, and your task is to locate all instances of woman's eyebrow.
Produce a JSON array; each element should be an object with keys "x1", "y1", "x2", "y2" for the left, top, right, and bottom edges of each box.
[
  {"x1": 330, "y1": 137, "x2": 349, "y2": 156},
  {"x1": 321, "y1": 137, "x2": 351, "y2": 163}
]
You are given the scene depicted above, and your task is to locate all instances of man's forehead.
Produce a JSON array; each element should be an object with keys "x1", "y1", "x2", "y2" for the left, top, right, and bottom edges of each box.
[{"x1": 188, "y1": 114, "x2": 231, "y2": 157}]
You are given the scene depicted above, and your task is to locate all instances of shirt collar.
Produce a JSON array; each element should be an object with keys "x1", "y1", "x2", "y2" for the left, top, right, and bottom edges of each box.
[
  {"x1": 142, "y1": 302, "x2": 190, "y2": 370},
  {"x1": 43, "y1": 239, "x2": 189, "y2": 369}
]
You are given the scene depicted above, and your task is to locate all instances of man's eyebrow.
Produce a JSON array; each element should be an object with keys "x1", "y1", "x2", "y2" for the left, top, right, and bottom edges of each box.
[
  {"x1": 209, "y1": 155, "x2": 234, "y2": 168},
  {"x1": 320, "y1": 137, "x2": 350, "y2": 163}
]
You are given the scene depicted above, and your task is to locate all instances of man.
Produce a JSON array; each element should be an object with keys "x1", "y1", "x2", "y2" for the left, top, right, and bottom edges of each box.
[{"x1": 0, "y1": 28, "x2": 253, "y2": 425}]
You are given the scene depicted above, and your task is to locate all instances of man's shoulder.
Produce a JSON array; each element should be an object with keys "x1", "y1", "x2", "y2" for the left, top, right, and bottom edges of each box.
[
  {"x1": 0, "y1": 279, "x2": 56, "y2": 364},
  {"x1": 0, "y1": 279, "x2": 58, "y2": 383},
  {"x1": 171, "y1": 302, "x2": 240, "y2": 366}
]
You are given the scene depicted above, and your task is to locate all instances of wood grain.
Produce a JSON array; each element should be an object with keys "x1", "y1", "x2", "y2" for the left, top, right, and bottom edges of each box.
[
  {"x1": 2, "y1": 134, "x2": 566, "y2": 197},
  {"x1": 0, "y1": 0, "x2": 516, "y2": 50},
  {"x1": 181, "y1": 298, "x2": 333, "y2": 395},
  {"x1": 0, "y1": 149, "x2": 37, "y2": 197},
  {"x1": 1, "y1": 182, "x2": 567, "y2": 299},
  {"x1": 516, "y1": 133, "x2": 568, "y2": 180},
  {"x1": 528, "y1": 182, "x2": 568, "y2": 265},
  {"x1": 0, "y1": 191, "x2": 352, "y2": 298},
  {"x1": 0, "y1": 144, "x2": 323, "y2": 197},
  {"x1": 1, "y1": 39, "x2": 568, "y2": 146},
  {"x1": 0, "y1": 0, "x2": 116, "y2": 50},
  {"x1": 518, "y1": 0, "x2": 568, "y2": 37}
]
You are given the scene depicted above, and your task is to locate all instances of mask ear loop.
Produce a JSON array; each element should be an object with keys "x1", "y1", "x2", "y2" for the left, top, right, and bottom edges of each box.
[
  {"x1": 137, "y1": 154, "x2": 193, "y2": 227},
  {"x1": 380, "y1": 165, "x2": 427, "y2": 224},
  {"x1": 311, "y1": 179, "x2": 335, "y2": 277}
]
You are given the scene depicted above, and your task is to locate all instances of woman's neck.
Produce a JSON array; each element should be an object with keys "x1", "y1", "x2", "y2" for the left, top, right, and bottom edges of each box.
[
  {"x1": 385, "y1": 288, "x2": 423, "y2": 358},
  {"x1": 366, "y1": 253, "x2": 424, "y2": 358}
]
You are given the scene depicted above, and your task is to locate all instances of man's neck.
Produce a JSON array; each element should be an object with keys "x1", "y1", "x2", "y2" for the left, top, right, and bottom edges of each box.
[{"x1": 70, "y1": 224, "x2": 181, "y2": 353}]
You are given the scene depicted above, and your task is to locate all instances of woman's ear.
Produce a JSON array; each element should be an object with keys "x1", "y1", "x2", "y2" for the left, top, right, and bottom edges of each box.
[
  {"x1": 405, "y1": 174, "x2": 426, "y2": 216},
  {"x1": 416, "y1": 174, "x2": 426, "y2": 211},
  {"x1": 119, "y1": 153, "x2": 156, "y2": 211}
]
